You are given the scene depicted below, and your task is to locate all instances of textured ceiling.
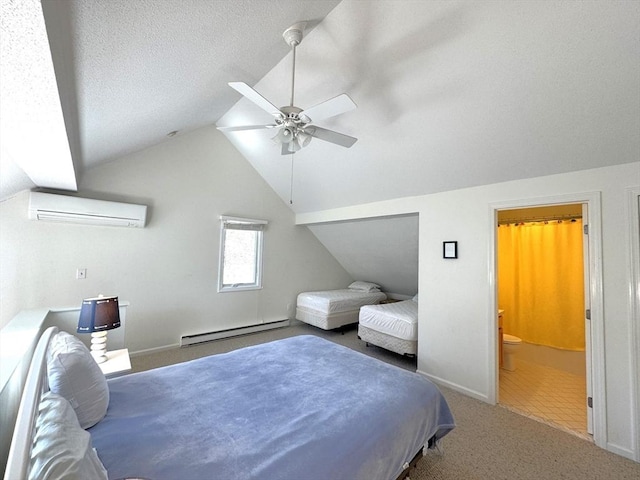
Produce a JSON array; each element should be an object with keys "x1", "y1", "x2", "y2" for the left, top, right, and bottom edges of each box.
[
  {"x1": 1, "y1": 0, "x2": 638, "y2": 213},
  {"x1": 219, "y1": 0, "x2": 640, "y2": 213},
  {"x1": 44, "y1": 0, "x2": 341, "y2": 169},
  {"x1": 0, "y1": 0, "x2": 340, "y2": 198},
  {"x1": 0, "y1": 0, "x2": 77, "y2": 198}
]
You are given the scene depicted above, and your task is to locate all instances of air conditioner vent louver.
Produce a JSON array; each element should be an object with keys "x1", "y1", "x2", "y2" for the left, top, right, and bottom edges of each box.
[{"x1": 28, "y1": 192, "x2": 147, "y2": 228}]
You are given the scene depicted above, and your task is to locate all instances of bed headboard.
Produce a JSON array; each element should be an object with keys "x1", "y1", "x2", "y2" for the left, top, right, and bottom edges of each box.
[{"x1": 4, "y1": 326, "x2": 57, "y2": 480}]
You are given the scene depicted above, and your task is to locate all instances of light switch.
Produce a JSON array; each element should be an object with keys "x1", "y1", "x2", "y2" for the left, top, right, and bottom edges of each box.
[{"x1": 76, "y1": 268, "x2": 87, "y2": 279}]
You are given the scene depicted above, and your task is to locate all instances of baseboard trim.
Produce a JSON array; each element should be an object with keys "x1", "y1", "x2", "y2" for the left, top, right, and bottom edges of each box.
[
  {"x1": 180, "y1": 319, "x2": 290, "y2": 347},
  {"x1": 605, "y1": 442, "x2": 636, "y2": 462},
  {"x1": 416, "y1": 369, "x2": 490, "y2": 404},
  {"x1": 129, "y1": 343, "x2": 180, "y2": 358}
]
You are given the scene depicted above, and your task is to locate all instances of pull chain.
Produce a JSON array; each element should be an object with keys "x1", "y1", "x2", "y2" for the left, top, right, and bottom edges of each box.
[{"x1": 289, "y1": 153, "x2": 295, "y2": 205}]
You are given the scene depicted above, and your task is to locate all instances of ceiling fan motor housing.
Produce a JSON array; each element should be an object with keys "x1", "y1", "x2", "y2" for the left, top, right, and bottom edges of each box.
[
  {"x1": 276, "y1": 106, "x2": 307, "y2": 145},
  {"x1": 280, "y1": 106, "x2": 305, "y2": 125}
]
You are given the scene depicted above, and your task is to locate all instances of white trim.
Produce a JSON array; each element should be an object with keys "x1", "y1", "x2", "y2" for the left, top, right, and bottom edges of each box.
[
  {"x1": 219, "y1": 215, "x2": 268, "y2": 225},
  {"x1": 180, "y1": 319, "x2": 290, "y2": 347},
  {"x1": 488, "y1": 192, "x2": 606, "y2": 449},
  {"x1": 217, "y1": 215, "x2": 265, "y2": 293},
  {"x1": 626, "y1": 186, "x2": 640, "y2": 462},
  {"x1": 416, "y1": 370, "x2": 489, "y2": 403},
  {"x1": 487, "y1": 207, "x2": 498, "y2": 405},
  {"x1": 605, "y1": 442, "x2": 636, "y2": 462},
  {"x1": 295, "y1": 199, "x2": 420, "y2": 225},
  {"x1": 129, "y1": 343, "x2": 180, "y2": 357},
  {"x1": 48, "y1": 300, "x2": 131, "y2": 313}
]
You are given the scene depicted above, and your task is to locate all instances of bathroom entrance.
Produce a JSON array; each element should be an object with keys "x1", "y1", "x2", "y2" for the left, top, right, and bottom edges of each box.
[{"x1": 495, "y1": 203, "x2": 593, "y2": 439}]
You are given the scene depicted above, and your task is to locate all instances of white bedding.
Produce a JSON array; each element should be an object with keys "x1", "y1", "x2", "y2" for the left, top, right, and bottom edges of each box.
[
  {"x1": 296, "y1": 289, "x2": 387, "y2": 314},
  {"x1": 359, "y1": 300, "x2": 418, "y2": 341}
]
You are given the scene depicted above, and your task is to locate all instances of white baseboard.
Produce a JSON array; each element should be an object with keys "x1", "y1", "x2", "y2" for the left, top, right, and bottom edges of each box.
[
  {"x1": 605, "y1": 442, "x2": 637, "y2": 462},
  {"x1": 416, "y1": 369, "x2": 491, "y2": 404},
  {"x1": 180, "y1": 319, "x2": 290, "y2": 347},
  {"x1": 129, "y1": 343, "x2": 180, "y2": 358}
]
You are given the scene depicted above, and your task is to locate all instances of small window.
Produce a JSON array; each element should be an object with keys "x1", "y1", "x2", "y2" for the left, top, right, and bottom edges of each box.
[{"x1": 218, "y1": 216, "x2": 267, "y2": 292}]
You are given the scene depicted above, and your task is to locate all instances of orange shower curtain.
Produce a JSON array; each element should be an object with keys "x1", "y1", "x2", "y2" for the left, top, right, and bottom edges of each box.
[{"x1": 498, "y1": 219, "x2": 585, "y2": 351}]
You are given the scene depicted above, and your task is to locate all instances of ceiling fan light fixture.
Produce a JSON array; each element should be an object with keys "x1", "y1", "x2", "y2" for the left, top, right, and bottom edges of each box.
[
  {"x1": 297, "y1": 130, "x2": 312, "y2": 148},
  {"x1": 273, "y1": 126, "x2": 295, "y2": 144},
  {"x1": 287, "y1": 138, "x2": 302, "y2": 153}
]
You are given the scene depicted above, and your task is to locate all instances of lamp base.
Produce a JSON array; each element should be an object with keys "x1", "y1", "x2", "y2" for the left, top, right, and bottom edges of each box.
[
  {"x1": 91, "y1": 352, "x2": 108, "y2": 364},
  {"x1": 90, "y1": 331, "x2": 108, "y2": 364}
]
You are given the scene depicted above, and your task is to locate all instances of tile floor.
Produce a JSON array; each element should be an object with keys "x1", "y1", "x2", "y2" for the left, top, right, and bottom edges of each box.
[{"x1": 499, "y1": 359, "x2": 590, "y2": 440}]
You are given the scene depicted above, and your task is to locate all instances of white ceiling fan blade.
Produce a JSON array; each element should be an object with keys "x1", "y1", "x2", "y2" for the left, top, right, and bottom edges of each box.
[
  {"x1": 217, "y1": 124, "x2": 277, "y2": 132},
  {"x1": 228, "y1": 82, "x2": 282, "y2": 116},
  {"x1": 307, "y1": 126, "x2": 357, "y2": 148},
  {"x1": 301, "y1": 94, "x2": 356, "y2": 123}
]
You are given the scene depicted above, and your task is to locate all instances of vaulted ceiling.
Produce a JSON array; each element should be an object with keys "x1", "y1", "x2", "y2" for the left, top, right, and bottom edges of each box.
[
  {"x1": 2, "y1": 1, "x2": 638, "y2": 213},
  {"x1": 0, "y1": 0, "x2": 341, "y2": 199}
]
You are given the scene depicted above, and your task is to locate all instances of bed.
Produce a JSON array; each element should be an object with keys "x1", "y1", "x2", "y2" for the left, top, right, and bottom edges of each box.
[
  {"x1": 359, "y1": 296, "x2": 419, "y2": 356},
  {"x1": 296, "y1": 281, "x2": 388, "y2": 330},
  {"x1": 5, "y1": 327, "x2": 455, "y2": 480}
]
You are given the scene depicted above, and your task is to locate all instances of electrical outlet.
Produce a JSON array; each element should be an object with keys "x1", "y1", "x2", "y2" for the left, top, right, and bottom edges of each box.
[{"x1": 76, "y1": 268, "x2": 87, "y2": 279}]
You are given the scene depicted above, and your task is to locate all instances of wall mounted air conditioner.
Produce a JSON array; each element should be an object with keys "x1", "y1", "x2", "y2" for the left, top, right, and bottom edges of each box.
[{"x1": 28, "y1": 192, "x2": 147, "y2": 227}]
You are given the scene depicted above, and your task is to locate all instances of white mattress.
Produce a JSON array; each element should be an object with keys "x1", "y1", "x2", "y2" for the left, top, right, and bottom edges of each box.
[
  {"x1": 296, "y1": 289, "x2": 387, "y2": 314},
  {"x1": 358, "y1": 325, "x2": 417, "y2": 356},
  {"x1": 359, "y1": 300, "x2": 418, "y2": 341}
]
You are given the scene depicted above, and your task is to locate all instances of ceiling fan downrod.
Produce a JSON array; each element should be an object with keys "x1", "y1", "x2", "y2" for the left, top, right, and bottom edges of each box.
[{"x1": 283, "y1": 22, "x2": 305, "y2": 108}]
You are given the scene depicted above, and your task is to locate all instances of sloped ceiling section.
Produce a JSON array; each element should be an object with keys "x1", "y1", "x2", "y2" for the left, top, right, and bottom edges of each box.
[
  {"x1": 218, "y1": 0, "x2": 640, "y2": 214},
  {"x1": 308, "y1": 215, "x2": 419, "y2": 296},
  {"x1": 0, "y1": 0, "x2": 77, "y2": 199},
  {"x1": 42, "y1": 0, "x2": 341, "y2": 172},
  {"x1": 0, "y1": 0, "x2": 342, "y2": 200}
]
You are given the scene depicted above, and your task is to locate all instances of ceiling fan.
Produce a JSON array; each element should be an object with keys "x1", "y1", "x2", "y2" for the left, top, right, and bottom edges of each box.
[{"x1": 217, "y1": 22, "x2": 357, "y2": 155}]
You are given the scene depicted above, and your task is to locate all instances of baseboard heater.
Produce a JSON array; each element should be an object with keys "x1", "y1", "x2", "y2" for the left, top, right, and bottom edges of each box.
[{"x1": 180, "y1": 319, "x2": 290, "y2": 347}]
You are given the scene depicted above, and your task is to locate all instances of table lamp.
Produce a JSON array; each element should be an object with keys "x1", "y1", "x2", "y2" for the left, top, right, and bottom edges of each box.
[{"x1": 77, "y1": 295, "x2": 121, "y2": 364}]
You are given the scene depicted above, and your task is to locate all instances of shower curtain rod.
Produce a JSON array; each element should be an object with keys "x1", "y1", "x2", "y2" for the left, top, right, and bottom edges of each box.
[{"x1": 497, "y1": 214, "x2": 582, "y2": 225}]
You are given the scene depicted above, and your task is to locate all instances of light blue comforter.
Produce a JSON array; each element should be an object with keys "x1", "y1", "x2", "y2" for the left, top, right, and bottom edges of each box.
[{"x1": 90, "y1": 335, "x2": 454, "y2": 480}]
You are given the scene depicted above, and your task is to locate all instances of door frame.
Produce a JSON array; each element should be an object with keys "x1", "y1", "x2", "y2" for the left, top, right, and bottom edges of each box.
[
  {"x1": 626, "y1": 186, "x2": 640, "y2": 462},
  {"x1": 488, "y1": 191, "x2": 605, "y2": 448}
]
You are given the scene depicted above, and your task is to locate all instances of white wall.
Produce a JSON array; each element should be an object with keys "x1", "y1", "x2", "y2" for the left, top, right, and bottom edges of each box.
[
  {"x1": 308, "y1": 214, "x2": 419, "y2": 296},
  {"x1": 0, "y1": 126, "x2": 352, "y2": 351},
  {"x1": 297, "y1": 162, "x2": 640, "y2": 461}
]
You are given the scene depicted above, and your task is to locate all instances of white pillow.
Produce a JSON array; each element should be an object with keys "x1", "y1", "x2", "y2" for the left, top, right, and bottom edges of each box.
[
  {"x1": 348, "y1": 281, "x2": 381, "y2": 292},
  {"x1": 30, "y1": 392, "x2": 108, "y2": 480},
  {"x1": 412, "y1": 293, "x2": 419, "y2": 303},
  {"x1": 47, "y1": 331, "x2": 109, "y2": 429}
]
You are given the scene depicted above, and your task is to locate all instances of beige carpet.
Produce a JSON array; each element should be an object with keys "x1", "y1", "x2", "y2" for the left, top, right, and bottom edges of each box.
[{"x1": 131, "y1": 322, "x2": 640, "y2": 480}]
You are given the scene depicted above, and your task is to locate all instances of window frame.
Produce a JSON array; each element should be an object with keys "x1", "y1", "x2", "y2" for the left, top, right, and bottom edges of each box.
[{"x1": 218, "y1": 215, "x2": 267, "y2": 293}]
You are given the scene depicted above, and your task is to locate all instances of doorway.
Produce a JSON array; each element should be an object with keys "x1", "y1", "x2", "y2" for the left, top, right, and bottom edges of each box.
[
  {"x1": 495, "y1": 203, "x2": 592, "y2": 439},
  {"x1": 490, "y1": 192, "x2": 606, "y2": 449}
]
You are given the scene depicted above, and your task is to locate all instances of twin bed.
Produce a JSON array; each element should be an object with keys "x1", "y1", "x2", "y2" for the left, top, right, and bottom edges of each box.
[
  {"x1": 296, "y1": 282, "x2": 419, "y2": 357},
  {"x1": 359, "y1": 296, "x2": 419, "y2": 356},
  {"x1": 6, "y1": 326, "x2": 454, "y2": 480},
  {"x1": 295, "y1": 281, "x2": 387, "y2": 330}
]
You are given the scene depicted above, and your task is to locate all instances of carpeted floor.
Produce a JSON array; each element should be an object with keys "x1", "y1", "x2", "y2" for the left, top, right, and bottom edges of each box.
[{"x1": 131, "y1": 322, "x2": 640, "y2": 480}]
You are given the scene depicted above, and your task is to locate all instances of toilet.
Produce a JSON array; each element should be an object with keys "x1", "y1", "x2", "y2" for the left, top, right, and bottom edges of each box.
[{"x1": 502, "y1": 334, "x2": 522, "y2": 371}]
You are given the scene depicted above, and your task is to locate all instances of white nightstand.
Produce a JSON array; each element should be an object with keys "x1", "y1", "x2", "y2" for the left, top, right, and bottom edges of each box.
[{"x1": 99, "y1": 348, "x2": 131, "y2": 378}]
